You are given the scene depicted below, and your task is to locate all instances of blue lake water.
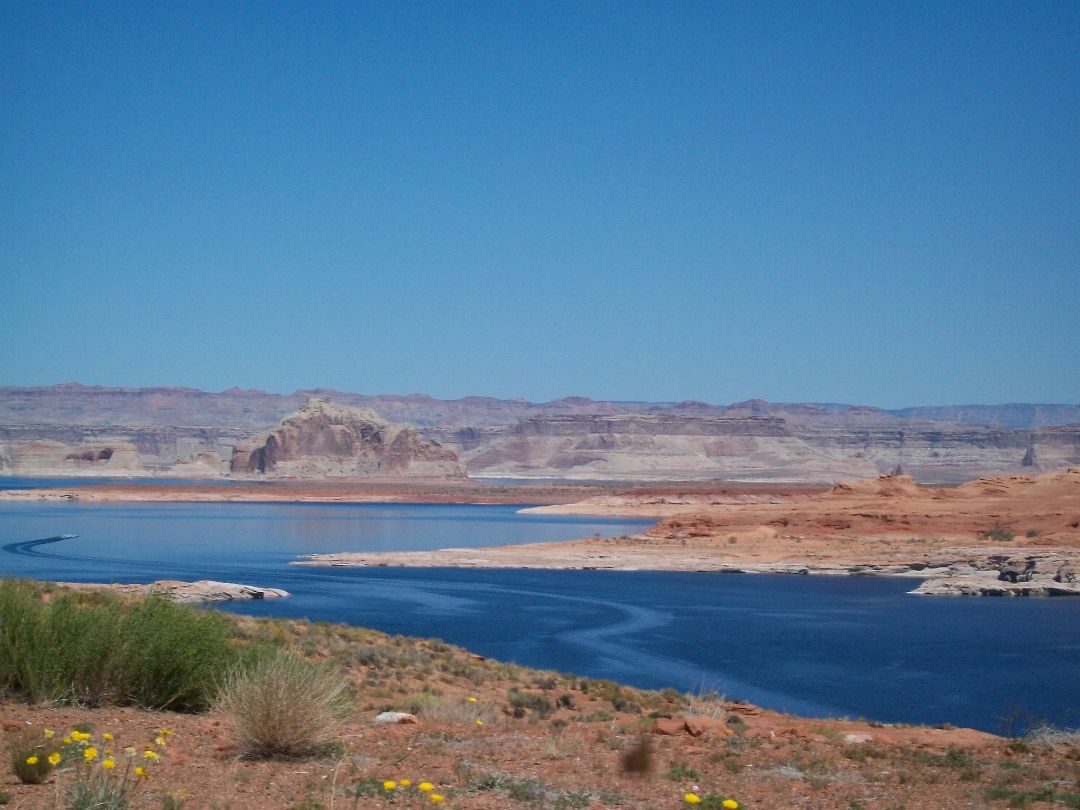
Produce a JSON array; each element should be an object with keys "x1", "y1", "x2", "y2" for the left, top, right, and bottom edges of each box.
[{"x1": 1, "y1": 500, "x2": 1077, "y2": 734}]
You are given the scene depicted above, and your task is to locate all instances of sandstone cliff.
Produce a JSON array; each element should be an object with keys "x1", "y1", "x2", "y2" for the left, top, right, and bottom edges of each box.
[
  {"x1": 433, "y1": 415, "x2": 1080, "y2": 483},
  {"x1": 1, "y1": 385, "x2": 1077, "y2": 483},
  {"x1": 229, "y1": 399, "x2": 465, "y2": 479}
]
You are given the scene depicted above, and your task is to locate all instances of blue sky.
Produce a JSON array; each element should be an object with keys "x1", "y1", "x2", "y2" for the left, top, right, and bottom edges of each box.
[{"x1": 2, "y1": 1, "x2": 1077, "y2": 407}]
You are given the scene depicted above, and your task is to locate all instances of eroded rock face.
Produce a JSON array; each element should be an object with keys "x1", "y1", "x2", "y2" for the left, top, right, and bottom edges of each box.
[
  {"x1": 0, "y1": 439, "x2": 145, "y2": 476},
  {"x1": 230, "y1": 400, "x2": 465, "y2": 479}
]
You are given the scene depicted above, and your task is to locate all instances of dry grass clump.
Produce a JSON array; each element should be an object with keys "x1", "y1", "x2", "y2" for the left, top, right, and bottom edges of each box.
[
  {"x1": 215, "y1": 649, "x2": 350, "y2": 758},
  {"x1": 686, "y1": 688, "x2": 728, "y2": 721}
]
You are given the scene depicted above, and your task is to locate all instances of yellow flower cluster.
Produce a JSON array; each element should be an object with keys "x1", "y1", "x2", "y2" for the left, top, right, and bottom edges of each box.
[
  {"x1": 683, "y1": 793, "x2": 739, "y2": 808},
  {"x1": 58, "y1": 727, "x2": 169, "y2": 779},
  {"x1": 382, "y1": 776, "x2": 445, "y2": 803}
]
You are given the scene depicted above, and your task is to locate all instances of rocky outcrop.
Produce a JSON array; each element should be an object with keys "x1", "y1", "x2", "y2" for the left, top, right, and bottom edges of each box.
[
  {"x1": 57, "y1": 580, "x2": 290, "y2": 604},
  {"x1": 230, "y1": 400, "x2": 465, "y2": 479},
  {"x1": 908, "y1": 550, "x2": 1080, "y2": 596}
]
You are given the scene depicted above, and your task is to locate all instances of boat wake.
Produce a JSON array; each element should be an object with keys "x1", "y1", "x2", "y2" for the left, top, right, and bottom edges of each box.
[{"x1": 1, "y1": 534, "x2": 81, "y2": 560}]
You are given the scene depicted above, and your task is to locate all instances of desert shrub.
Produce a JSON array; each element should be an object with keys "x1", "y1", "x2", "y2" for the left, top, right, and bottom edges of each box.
[
  {"x1": 7, "y1": 727, "x2": 60, "y2": 784},
  {"x1": 982, "y1": 522, "x2": 1015, "y2": 542},
  {"x1": 215, "y1": 648, "x2": 350, "y2": 758},
  {"x1": 113, "y1": 595, "x2": 234, "y2": 711},
  {"x1": 0, "y1": 580, "x2": 236, "y2": 711},
  {"x1": 507, "y1": 688, "x2": 553, "y2": 718}
]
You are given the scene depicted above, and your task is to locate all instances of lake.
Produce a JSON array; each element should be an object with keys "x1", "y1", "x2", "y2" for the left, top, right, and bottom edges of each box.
[{"x1": 1, "y1": 498, "x2": 1077, "y2": 734}]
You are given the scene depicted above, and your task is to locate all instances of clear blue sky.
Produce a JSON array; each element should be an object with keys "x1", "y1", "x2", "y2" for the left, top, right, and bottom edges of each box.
[{"x1": 3, "y1": 1, "x2": 1077, "y2": 407}]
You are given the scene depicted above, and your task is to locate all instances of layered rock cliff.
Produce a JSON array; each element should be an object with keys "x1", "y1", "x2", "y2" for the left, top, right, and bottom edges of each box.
[
  {"x1": 1, "y1": 385, "x2": 1077, "y2": 482},
  {"x1": 432, "y1": 417, "x2": 1080, "y2": 482},
  {"x1": 229, "y1": 400, "x2": 465, "y2": 479}
]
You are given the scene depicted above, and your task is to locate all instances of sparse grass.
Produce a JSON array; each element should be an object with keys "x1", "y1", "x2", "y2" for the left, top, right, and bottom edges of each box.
[
  {"x1": 664, "y1": 763, "x2": 701, "y2": 780},
  {"x1": 1025, "y1": 725, "x2": 1080, "y2": 750},
  {"x1": 686, "y1": 688, "x2": 727, "y2": 721},
  {"x1": 464, "y1": 768, "x2": 593, "y2": 807},
  {"x1": 985, "y1": 786, "x2": 1080, "y2": 808},
  {"x1": 215, "y1": 648, "x2": 350, "y2": 758}
]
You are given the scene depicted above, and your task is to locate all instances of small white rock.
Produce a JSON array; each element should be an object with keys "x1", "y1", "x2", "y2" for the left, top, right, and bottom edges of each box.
[{"x1": 374, "y1": 712, "x2": 418, "y2": 725}]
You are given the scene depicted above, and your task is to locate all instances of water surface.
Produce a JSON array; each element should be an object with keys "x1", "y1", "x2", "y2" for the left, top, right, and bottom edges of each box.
[{"x1": 0, "y1": 500, "x2": 1076, "y2": 733}]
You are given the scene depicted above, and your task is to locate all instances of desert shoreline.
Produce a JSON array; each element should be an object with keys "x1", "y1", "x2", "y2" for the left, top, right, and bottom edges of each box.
[{"x1": 5, "y1": 471, "x2": 1079, "y2": 596}]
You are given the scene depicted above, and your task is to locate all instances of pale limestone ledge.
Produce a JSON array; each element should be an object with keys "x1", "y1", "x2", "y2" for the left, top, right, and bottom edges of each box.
[
  {"x1": 57, "y1": 580, "x2": 289, "y2": 604},
  {"x1": 292, "y1": 548, "x2": 1080, "y2": 597}
]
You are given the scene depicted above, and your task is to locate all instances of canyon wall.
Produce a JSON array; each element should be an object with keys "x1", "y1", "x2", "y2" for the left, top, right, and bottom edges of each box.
[
  {"x1": 431, "y1": 418, "x2": 1080, "y2": 482},
  {"x1": 1, "y1": 385, "x2": 1077, "y2": 482}
]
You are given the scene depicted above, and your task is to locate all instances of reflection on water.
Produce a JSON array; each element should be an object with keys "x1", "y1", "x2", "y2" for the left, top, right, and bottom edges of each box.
[{"x1": 0, "y1": 501, "x2": 1078, "y2": 733}]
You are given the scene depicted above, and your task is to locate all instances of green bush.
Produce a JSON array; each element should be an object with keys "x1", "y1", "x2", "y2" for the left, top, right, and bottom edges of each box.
[
  {"x1": 0, "y1": 579, "x2": 236, "y2": 711},
  {"x1": 114, "y1": 595, "x2": 234, "y2": 710},
  {"x1": 215, "y1": 648, "x2": 350, "y2": 758}
]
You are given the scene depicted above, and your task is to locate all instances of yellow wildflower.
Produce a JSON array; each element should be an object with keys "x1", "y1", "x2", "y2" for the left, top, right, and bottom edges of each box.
[
  {"x1": 63, "y1": 737, "x2": 72, "y2": 745},
  {"x1": 419, "y1": 782, "x2": 435, "y2": 792},
  {"x1": 102, "y1": 758, "x2": 116, "y2": 770},
  {"x1": 430, "y1": 795, "x2": 445, "y2": 803},
  {"x1": 475, "y1": 719, "x2": 483, "y2": 726},
  {"x1": 400, "y1": 779, "x2": 411, "y2": 787},
  {"x1": 102, "y1": 732, "x2": 113, "y2": 741},
  {"x1": 467, "y1": 697, "x2": 478, "y2": 703},
  {"x1": 44, "y1": 729, "x2": 55, "y2": 738},
  {"x1": 143, "y1": 750, "x2": 159, "y2": 760},
  {"x1": 684, "y1": 794, "x2": 702, "y2": 805},
  {"x1": 135, "y1": 766, "x2": 147, "y2": 777},
  {"x1": 48, "y1": 753, "x2": 61, "y2": 766},
  {"x1": 158, "y1": 728, "x2": 173, "y2": 737},
  {"x1": 124, "y1": 747, "x2": 136, "y2": 756},
  {"x1": 383, "y1": 780, "x2": 397, "y2": 791},
  {"x1": 722, "y1": 802, "x2": 739, "y2": 810},
  {"x1": 26, "y1": 755, "x2": 39, "y2": 765},
  {"x1": 155, "y1": 736, "x2": 166, "y2": 746},
  {"x1": 84, "y1": 747, "x2": 98, "y2": 762}
]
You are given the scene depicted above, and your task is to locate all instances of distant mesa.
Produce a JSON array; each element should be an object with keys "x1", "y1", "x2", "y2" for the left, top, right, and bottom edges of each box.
[{"x1": 230, "y1": 399, "x2": 465, "y2": 479}]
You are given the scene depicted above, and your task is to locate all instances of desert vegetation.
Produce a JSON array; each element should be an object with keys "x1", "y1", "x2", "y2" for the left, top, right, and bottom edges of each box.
[{"x1": 1, "y1": 579, "x2": 1078, "y2": 808}]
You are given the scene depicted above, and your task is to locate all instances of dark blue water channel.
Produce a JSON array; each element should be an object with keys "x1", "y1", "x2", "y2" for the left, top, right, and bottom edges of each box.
[{"x1": 1, "y1": 500, "x2": 1077, "y2": 734}]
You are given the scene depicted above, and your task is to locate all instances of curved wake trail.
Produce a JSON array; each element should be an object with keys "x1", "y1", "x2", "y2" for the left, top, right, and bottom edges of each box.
[{"x1": 2, "y1": 534, "x2": 83, "y2": 560}]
